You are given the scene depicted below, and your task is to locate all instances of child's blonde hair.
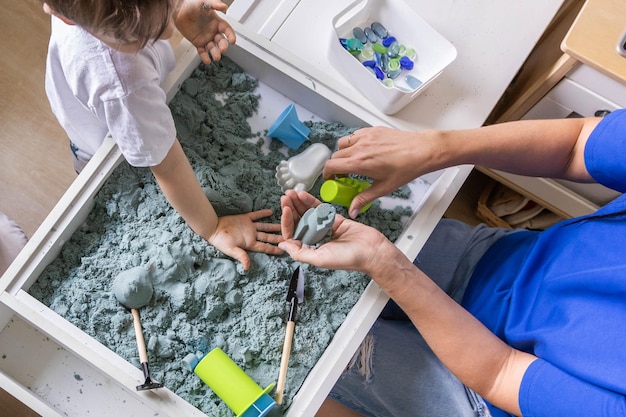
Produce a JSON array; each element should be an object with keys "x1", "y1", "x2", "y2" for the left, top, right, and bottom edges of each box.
[{"x1": 42, "y1": 0, "x2": 176, "y2": 47}]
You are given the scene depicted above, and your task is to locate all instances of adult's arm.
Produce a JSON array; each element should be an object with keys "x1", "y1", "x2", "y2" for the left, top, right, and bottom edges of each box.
[
  {"x1": 324, "y1": 117, "x2": 602, "y2": 217},
  {"x1": 279, "y1": 191, "x2": 534, "y2": 416}
]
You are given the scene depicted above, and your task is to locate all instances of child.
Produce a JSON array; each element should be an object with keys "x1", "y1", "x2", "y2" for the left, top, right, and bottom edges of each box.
[{"x1": 41, "y1": 0, "x2": 283, "y2": 270}]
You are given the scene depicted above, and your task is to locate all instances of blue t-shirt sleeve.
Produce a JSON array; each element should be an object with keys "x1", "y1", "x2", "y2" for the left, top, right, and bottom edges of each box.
[
  {"x1": 585, "y1": 109, "x2": 626, "y2": 193},
  {"x1": 520, "y1": 359, "x2": 626, "y2": 416}
]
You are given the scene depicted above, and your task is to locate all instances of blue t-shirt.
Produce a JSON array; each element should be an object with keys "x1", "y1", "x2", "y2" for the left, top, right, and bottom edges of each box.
[{"x1": 462, "y1": 109, "x2": 626, "y2": 417}]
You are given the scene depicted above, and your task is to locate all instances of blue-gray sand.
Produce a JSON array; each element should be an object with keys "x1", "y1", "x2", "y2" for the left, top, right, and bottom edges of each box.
[
  {"x1": 28, "y1": 57, "x2": 413, "y2": 416},
  {"x1": 112, "y1": 266, "x2": 154, "y2": 309}
]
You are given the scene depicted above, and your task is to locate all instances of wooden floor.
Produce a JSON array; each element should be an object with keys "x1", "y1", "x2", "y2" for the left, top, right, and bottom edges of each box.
[
  {"x1": 0, "y1": 1, "x2": 74, "y2": 415},
  {"x1": 0, "y1": 0, "x2": 76, "y2": 239}
]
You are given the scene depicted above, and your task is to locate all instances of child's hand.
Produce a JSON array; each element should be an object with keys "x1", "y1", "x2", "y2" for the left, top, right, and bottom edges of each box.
[
  {"x1": 175, "y1": 0, "x2": 237, "y2": 65},
  {"x1": 208, "y1": 209, "x2": 283, "y2": 270}
]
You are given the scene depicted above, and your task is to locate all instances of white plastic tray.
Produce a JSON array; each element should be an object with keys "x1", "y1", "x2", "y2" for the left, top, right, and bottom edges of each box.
[
  {"x1": 328, "y1": 0, "x2": 457, "y2": 114},
  {"x1": 0, "y1": 32, "x2": 468, "y2": 416}
]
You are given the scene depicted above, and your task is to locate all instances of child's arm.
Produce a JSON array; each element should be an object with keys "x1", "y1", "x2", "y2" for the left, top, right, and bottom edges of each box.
[
  {"x1": 174, "y1": 0, "x2": 237, "y2": 65},
  {"x1": 150, "y1": 138, "x2": 283, "y2": 270}
]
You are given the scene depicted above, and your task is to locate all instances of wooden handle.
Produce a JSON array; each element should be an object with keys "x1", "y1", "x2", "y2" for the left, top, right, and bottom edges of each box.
[
  {"x1": 275, "y1": 320, "x2": 295, "y2": 405},
  {"x1": 131, "y1": 308, "x2": 148, "y2": 364}
]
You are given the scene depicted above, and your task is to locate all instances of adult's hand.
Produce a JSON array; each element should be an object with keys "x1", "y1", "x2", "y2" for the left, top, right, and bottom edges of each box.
[
  {"x1": 279, "y1": 190, "x2": 393, "y2": 275},
  {"x1": 324, "y1": 126, "x2": 440, "y2": 218},
  {"x1": 174, "y1": 0, "x2": 236, "y2": 64}
]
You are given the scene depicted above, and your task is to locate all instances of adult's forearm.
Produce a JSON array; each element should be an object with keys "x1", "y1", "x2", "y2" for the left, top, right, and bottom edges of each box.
[
  {"x1": 367, "y1": 243, "x2": 535, "y2": 416},
  {"x1": 437, "y1": 117, "x2": 601, "y2": 182}
]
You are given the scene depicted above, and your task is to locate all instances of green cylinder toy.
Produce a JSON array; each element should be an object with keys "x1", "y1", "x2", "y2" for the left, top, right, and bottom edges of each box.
[
  {"x1": 320, "y1": 177, "x2": 372, "y2": 213},
  {"x1": 191, "y1": 348, "x2": 276, "y2": 417}
]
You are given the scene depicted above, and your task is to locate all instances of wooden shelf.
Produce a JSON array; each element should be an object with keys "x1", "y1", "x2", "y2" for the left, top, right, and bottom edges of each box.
[{"x1": 562, "y1": 0, "x2": 626, "y2": 84}]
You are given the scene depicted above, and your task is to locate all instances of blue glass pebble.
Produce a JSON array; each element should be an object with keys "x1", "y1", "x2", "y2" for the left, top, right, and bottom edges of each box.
[
  {"x1": 382, "y1": 36, "x2": 397, "y2": 47},
  {"x1": 405, "y1": 75, "x2": 423, "y2": 90},
  {"x1": 374, "y1": 51, "x2": 382, "y2": 67},
  {"x1": 352, "y1": 27, "x2": 367, "y2": 44},
  {"x1": 371, "y1": 22, "x2": 388, "y2": 39},
  {"x1": 339, "y1": 38, "x2": 348, "y2": 50},
  {"x1": 374, "y1": 66, "x2": 385, "y2": 80},
  {"x1": 364, "y1": 27, "x2": 378, "y2": 43},
  {"x1": 400, "y1": 56, "x2": 414, "y2": 70},
  {"x1": 362, "y1": 60, "x2": 376, "y2": 68}
]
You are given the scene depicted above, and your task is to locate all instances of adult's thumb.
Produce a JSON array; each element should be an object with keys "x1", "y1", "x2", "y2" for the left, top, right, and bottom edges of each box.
[{"x1": 349, "y1": 188, "x2": 378, "y2": 218}]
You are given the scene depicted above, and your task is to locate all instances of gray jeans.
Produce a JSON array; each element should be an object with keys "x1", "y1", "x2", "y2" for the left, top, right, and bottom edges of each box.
[{"x1": 329, "y1": 219, "x2": 515, "y2": 417}]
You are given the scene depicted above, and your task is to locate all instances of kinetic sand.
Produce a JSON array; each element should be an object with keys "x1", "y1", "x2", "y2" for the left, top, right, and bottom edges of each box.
[{"x1": 29, "y1": 57, "x2": 412, "y2": 416}]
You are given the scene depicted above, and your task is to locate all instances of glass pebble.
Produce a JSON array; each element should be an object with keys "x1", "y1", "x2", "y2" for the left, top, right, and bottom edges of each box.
[
  {"x1": 337, "y1": 21, "x2": 421, "y2": 90},
  {"x1": 404, "y1": 47, "x2": 417, "y2": 60},
  {"x1": 405, "y1": 75, "x2": 423, "y2": 90},
  {"x1": 387, "y1": 42, "x2": 401, "y2": 58},
  {"x1": 380, "y1": 53, "x2": 389, "y2": 71},
  {"x1": 374, "y1": 51, "x2": 382, "y2": 67},
  {"x1": 371, "y1": 21, "x2": 388, "y2": 39},
  {"x1": 359, "y1": 45, "x2": 374, "y2": 61},
  {"x1": 364, "y1": 27, "x2": 378, "y2": 43},
  {"x1": 362, "y1": 60, "x2": 376, "y2": 68},
  {"x1": 400, "y1": 56, "x2": 414, "y2": 70},
  {"x1": 388, "y1": 58, "x2": 400, "y2": 72},
  {"x1": 387, "y1": 68, "x2": 402, "y2": 80},
  {"x1": 374, "y1": 66, "x2": 385, "y2": 80},
  {"x1": 352, "y1": 27, "x2": 367, "y2": 44},
  {"x1": 372, "y1": 43, "x2": 387, "y2": 54},
  {"x1": 382, "y1": 36, "x2": 397, "y2": 47},
  {"x1": 387, "y1": 58, "x2": 401, "y2": 79},
  {"x1": 346, "y1": 38, "x2": 364, "y2": 52}
]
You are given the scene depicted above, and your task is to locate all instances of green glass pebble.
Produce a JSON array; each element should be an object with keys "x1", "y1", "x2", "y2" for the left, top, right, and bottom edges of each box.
[
  {"x1": 372, "y1": 43, "x2": 387, "y2": 54},
  {"x1": 388, "y1": 58, "x2": 401, "y2": 71},
  {"x1": 404, "y1": 47, "x2": 417, "y2": 60},
  {"x1": 387, "y1": 58, "x2": 401, "y2": 79},
  {"x1": 359, "y1": 45, "x2": 374, "y2": 61}
]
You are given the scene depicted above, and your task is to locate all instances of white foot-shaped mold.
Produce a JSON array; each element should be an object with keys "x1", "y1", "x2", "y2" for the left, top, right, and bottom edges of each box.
[{"x1": 276, "y1": 143, "x2": 332, "y2": 192}]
